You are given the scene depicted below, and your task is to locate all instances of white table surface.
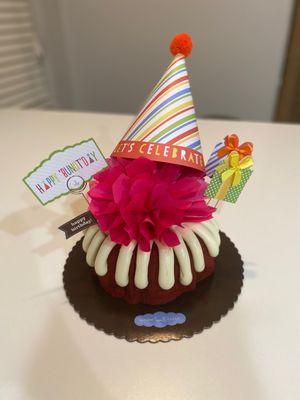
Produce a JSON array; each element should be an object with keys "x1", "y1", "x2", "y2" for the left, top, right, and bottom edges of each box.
[{"x1": 0, "y1": 109, "x2": 299, "y2": 400}]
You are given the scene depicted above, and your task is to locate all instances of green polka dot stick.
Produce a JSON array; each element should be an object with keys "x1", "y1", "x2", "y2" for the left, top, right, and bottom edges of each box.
[{"x1": 205, "y1": 151, "x2": 253, "y2": 204}]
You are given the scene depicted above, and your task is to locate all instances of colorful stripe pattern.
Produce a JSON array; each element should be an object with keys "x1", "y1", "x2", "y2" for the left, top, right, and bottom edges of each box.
[
  {"x1": 112, "y1": 54, "x2": 204, "y2": 170},
  {"x1": 205, "y1": 140, "x2": 226, "y2": 177}
]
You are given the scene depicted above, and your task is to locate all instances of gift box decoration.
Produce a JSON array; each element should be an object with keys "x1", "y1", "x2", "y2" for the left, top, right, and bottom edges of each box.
[
  {"x1": 205, "y1": 151, "x2": 253, "y2": 203},
  {"x1": 205, "y1": 134, "x2": 253, "y2": 177}
]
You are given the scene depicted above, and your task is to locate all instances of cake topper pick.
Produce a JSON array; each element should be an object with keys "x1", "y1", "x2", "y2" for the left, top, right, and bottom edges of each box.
[
  {"x1": 23, "y1": 138, "x2": 107, "y2": 205},
  {"x1": 205, "y1": 133, "x2": 253, "y2": 177},
  {"x1": 205, "y1": 150, "x2": 254, "y2": 206},
  {"x1": 111, "y1": 33, "x2": 205, "y2": 171}
]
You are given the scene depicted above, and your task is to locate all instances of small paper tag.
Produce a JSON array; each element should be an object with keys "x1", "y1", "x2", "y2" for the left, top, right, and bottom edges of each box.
[
  {"x1": 59, "y1": 211, "x2": 97, "y2": 239},
  {"x1": 23, "y1": 138, "x2": 107, "y2": 205},
  {"x1": 134, "y1": 312, "x2": 186, "y2": 328}
]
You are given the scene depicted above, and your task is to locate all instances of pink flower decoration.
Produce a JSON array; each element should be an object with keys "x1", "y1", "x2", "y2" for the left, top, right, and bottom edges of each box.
[{"x1": 88, "y1": 157, "x2": 215, "y2": 252}]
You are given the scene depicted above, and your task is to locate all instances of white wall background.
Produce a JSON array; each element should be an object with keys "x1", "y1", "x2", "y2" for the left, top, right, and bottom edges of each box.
[{"x1": 32, "y1": 0, "x2": 294, "y2": 121}]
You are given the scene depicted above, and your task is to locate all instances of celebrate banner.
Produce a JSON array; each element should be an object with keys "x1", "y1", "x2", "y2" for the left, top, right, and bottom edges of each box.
[{"x1": 112, "y1": 140, "x2": 204, "y2": 170}]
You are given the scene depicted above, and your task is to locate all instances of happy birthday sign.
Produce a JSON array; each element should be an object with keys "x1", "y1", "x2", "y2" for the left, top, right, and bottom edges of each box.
[{"x1": 23, "y1": 138, "x2": 107, "y2": 205}]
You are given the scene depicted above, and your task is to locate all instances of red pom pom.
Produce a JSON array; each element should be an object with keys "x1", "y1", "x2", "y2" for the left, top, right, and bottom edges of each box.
[{"x1": 170, "y1": 33, "x2": 193, "y2": 57}]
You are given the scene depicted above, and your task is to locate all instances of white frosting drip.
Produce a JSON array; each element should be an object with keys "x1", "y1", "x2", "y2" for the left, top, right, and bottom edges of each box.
[
  {"x1": 187, "y1": 223, "x2": 220, "y2": 257},
  {"x1": 83, "y1": 219, "x2": 220, "y2": 290},
  {"x1": 115, "y1": 241, "x2": 136, "y2": 287},
  {"x1": 156, "y1": 241, "x2": 175, "y2": 290},
  {"x1": 173, "y1": 231, "x2": 193, "y2": 286},
  {"x1": 201, "y1": 220, "x2": 221, "y2": 246},
  {"x1": 82, "y1": 225, "x2": 99, "y2": 252},
  {"x1": 177, "y1": 227, "x2": 204, "y2": 272},
  {"x1": 86, "y1": 230, "x2": 105, "y2": 267},
  {"x1": 94, "y1": 236, "x2": 117, "y2": 276},
  {"x1": 134, "y1": 244, "x2": 152, "y2": 289},
  {"x1": 210, "y1": 218, "x2": 219, "y2": 229}
]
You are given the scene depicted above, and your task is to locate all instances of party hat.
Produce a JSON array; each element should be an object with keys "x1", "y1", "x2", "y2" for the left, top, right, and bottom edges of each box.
[{"x1": 111, "y1": 33, "x2": 204, "y2": 171}]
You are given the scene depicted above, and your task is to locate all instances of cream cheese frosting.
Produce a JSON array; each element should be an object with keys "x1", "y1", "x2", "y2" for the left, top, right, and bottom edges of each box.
[{"x1": 83, "y1": 219, "x2": 220, "y2": 290}]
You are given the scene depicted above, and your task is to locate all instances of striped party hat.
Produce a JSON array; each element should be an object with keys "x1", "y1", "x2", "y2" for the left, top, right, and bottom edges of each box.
[{"x1": 111, "y1": 33, "x2": 204, "y2": 171}]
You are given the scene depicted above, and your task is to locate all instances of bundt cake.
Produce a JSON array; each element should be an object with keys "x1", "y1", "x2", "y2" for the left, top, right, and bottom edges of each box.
[{"x1": 82, "y1": 219, "x2": 220, "y2": 304}]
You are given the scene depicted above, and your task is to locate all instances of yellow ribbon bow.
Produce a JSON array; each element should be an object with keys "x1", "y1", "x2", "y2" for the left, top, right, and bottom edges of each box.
[{"x1": 216, "y1": 151, "x2": 253, "y2": 187}]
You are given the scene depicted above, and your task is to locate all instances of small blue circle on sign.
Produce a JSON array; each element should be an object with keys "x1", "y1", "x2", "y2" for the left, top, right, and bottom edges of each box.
[{"x1": 134, "y1": 311, "x2": 186, "y2": 328}]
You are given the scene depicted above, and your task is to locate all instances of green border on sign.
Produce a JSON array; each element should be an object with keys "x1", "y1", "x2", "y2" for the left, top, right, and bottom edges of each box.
[{"x1": 22, "y1": 138, "x2": 107, "y2": 206}]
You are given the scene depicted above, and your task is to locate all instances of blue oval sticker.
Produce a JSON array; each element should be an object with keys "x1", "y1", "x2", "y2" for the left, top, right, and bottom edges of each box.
[{"x1": 134, "y1": 311, "x2": 186, "y2": 328}]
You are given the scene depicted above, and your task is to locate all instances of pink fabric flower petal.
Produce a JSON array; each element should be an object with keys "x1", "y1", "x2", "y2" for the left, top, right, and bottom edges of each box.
[
  {"x1": 125, "y1": 157, "x2": 156, "y2": 177},
  {"x1": 150, "y1": 184, "x2": 191, "y2": 210},
  {"x1": 129, "y1": 179, "x2": 153, "y2": 209},
  {"x1": 110, "y1": 226, "x2": 131, "y2": 246},
  {"x1": 157, "y1": 163, "x2": 181, "y2": 182},
  {"x1": 138, "y1": 236, "x2": 151, "y2": 252},
  {"x1": 112, "y1": 174, "x2": 130, "y2": 204},
  {"x1": 89, "y1": 184, "x2": 112, "y2": 200},
  {"x1": 140, "y1": 218, "x2": 156, "y2": 241},
  {"x1": 156, "y1": 209, "x2": 184, "y2": 228},
  {"x1": 160, "y1": 229, "x2": 180, "y2": 247}
]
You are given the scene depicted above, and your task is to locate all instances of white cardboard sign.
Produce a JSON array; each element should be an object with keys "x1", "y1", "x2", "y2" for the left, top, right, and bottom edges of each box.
[{"x1": 23, "y1": 138, "x2": 107, "y2": 205}]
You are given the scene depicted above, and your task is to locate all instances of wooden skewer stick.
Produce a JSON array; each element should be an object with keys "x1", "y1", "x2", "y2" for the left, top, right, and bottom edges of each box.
[
  {"x1": 215, "y1": 200, "x2": 220, "y2": 208},
  {"x1": 81, "y1": 192, "x2": 89, "y2": 203}
]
